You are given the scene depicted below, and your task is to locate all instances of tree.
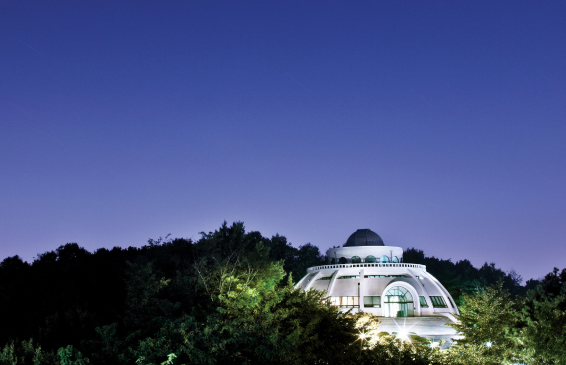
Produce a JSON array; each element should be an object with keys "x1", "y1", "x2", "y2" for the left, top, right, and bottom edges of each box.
[
  {"x1": 348, "y1": 313, "x2": 444, "y2": 365},
  {"x1": 284, "y1": 243, "x2": 326, "y2": 281},
  {"x1": 521, "y1": 267, "x2": 566, "y2": 364},
  {"x1": 446, "y1": 283, "x2": 526, "y2": 365},
  {"x1": 88, "y1": 230, "x2": 357, "y2": 365},
  {"x1": 403, "y1": 248, "x2": 527, "y2": 305},
  {"x1": 0, "y1": 339, "x2": 89, "y2": 365}
]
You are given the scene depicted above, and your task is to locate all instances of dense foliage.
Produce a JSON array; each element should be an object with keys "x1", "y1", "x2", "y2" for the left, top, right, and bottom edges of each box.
[
  {"x1": 0, "y1": 223, "x2": 324, "y2": 352},
  {"x1": 444, "y1": 269, "x2": 566, "y2": 365},
  {"x1": 0, "y1": 221, "x2": 564, "y2": 364},
  {"x1": 521, "y1": 267, "x2": 566, "y2": 364},
  {"x1": 446, "y1": 283, "x2": 527, "y2": 365}
]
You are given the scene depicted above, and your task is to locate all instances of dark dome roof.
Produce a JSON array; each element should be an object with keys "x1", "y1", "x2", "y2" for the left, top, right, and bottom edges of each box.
[{"x1": 344, "y1": 229, "x2": 384, "y2": 247}]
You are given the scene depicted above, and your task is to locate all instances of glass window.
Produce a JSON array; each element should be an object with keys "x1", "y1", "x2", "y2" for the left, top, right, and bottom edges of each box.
[
  {"x1": 364, "y1": 275, "x2": 407, "y2": 278},
  {"x1": 380, "y1": 255, "x2": 390, "y2": 263},
  {"x1": 338, "y1": 257, "x2": 347, "y2": 264},
  {"x1": 383, "y1": 286, "x2": 414, "y2": 317},
  {"x1": 365, "y1": 255, "x2": 377, "y2": 263},
  {"x1": 317, "y1": 277, "x2": 332, "y2": 281},
  {"x1": 363, "y1": 296, "x2": 381, "y2": 307},
  {"x1": 419, "y1": 296, "x2": 429, "y2": 308},
  {"x1": 351, "y1": 256, "x2": 362, "y2": 263},
  {"x1": 392, "y1": 256, "x2": 399, "y2": 263},
  {"x1": 338, "y1": 275, "x2": 359, "y2": 279},
  {"x1": 429, "y1": 296, "x2": 448, "y2": 308},
  {"x1": 329, "y1": 296, "x2": 359, "y2": 308}
]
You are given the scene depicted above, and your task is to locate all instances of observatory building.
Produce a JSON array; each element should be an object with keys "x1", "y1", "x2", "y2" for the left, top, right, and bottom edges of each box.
[{"x1": 296, "y1": 229, "x2": 460, "y2": 342}]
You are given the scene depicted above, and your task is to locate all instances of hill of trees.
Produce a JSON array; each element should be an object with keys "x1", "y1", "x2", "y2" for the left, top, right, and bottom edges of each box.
[
  {"x1": 403, "y1": 247, "x2": 540, "y2": 303},
  {"x1": 0, "y1": 222, "x2": 564, "y2": 364}
]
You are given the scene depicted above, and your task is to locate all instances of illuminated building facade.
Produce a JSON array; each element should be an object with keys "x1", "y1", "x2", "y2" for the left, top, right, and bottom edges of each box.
[{"x1": 296, "y1": 229, "x2": 460, "y2": 342}]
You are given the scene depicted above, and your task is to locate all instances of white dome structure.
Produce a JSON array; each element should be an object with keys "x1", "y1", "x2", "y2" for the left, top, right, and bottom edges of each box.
[{"x1": 296, "y1": 229, "x2": 460, "y2": 343}]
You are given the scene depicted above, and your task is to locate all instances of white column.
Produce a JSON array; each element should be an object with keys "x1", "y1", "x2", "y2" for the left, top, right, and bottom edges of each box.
[
  {"x1": 303, "y1": 270, "x2": 323, "y2": 290},
  {"x1": 326, "y1": 269, "x2": 341, "y2": 298},
  {"x1": 359, "y1": 268, "x2": 365, "y2": 312}
]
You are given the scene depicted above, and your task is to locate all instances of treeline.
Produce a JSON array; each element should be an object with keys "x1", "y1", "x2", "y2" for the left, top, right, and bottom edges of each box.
[
  {"x1": 403, "y1": 248, "x2": 540, "y2": 303},
  {"x1": 0, "y1": 222, "x2": 326, "y2": 353},
  {"x1": 0, "y1": 221, "x2": 563, "y2": 364}
]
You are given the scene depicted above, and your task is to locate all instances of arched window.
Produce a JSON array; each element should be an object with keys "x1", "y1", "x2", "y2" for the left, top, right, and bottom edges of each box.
[
  {"x1": 383, "y1": 286, "x2": 414, "y2": 317},
  {"x1": 392, "y1": 256, "x2": 399, "y2": 263},
  {"x1": 365, "y1": 255, "x2": 376, "y2": 263},
  {"x1": 338, "y1": 257, "x2": 347, "y2": 264},
  {"x1": 380, "y1": 255, "x2": 390, "y2": 263},
  {"x1": 351, "y1": 256, "x2": 362, "y2": 263}
]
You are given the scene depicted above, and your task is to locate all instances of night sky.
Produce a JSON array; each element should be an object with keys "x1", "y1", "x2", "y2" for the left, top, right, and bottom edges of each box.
[{"x1": 2, "y1": 1, "x2": 565, "y2": 281}]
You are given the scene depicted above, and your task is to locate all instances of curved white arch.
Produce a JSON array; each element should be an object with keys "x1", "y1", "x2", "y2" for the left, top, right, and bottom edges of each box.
[
  {"x1": 421, "y1": 271, "x2": 459, "y2": 315},
  {"x1": 381, "y1": 281, "x2": 421, "y2": 317}
]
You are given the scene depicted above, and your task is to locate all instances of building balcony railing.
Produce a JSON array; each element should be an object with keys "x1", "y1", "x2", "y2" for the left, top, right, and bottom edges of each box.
[{"x1": 307, "y1": 263, "x2": 427, "y2": 272}]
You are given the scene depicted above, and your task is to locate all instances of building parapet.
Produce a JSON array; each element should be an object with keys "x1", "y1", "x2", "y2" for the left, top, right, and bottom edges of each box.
[{"x1": 307, "y1": 263, "x2": 427, "y2": 272}]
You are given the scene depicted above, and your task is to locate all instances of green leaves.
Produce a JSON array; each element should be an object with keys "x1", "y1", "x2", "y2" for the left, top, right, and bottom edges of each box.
[
  {"x1": 521, "y1": 267, "x2": 566, "y2": 364},
  {"x1": 87, "y1": 243, "x2": 361, "y2": 365},
  {"x1": 57, "y1": 345, "x2": 89, "y2": 365},
  {"x1": 446, "y1": 283, "x2": 527, "y2": 365},
  {"x1": 0, "y1": 339, "x2": 77, "y2": 365},
  {"x1": 3, "y1": 221, "x2": 565, "y2": 365}
]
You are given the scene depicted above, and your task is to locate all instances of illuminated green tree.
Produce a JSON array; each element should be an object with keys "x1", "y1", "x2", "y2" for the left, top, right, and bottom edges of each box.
[
  {"x1": 89, "y1": 239, "x2": 357, "y2": 365},
  {"x1": 446, "y1": 283, "x2": 526, "y2": 365}
]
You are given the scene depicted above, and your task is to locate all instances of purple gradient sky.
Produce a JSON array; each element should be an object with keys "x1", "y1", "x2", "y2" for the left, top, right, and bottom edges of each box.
[{"x1": 1, "y1": 1, "x2": 565, "y2": 281}]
